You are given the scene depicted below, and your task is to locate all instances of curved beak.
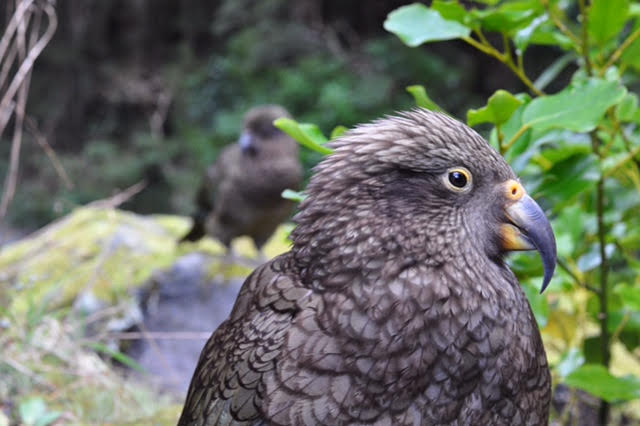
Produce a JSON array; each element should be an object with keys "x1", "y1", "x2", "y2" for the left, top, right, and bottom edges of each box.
[
  {"x1": 501, "y1": 180, "x2": 557, "y2": 293},
  {"x1": 239, "y1": 132, "x2": 256, "y2": 155}
]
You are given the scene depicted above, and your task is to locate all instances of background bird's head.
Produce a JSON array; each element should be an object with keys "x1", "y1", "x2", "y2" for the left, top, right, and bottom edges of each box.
[
  {"x1": 291, "y1": 109, "x2": 556, "y2": 292},
  {"x1": 238, "y1": 105, "x2": 292, "y2": 155}
]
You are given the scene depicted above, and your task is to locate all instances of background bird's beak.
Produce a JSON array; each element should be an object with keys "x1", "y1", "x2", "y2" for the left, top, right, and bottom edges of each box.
[
  {"x1": 501, "y1": 180, "x2": 557, "y2": 293},
  {"x1": 239, "y1": 132, "x2": 256, "y2": 154}
]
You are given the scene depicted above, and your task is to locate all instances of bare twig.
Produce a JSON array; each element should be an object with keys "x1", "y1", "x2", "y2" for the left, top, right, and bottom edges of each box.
[
  {"x1": 0, "y1": 1, "x2": 56, "y2": 137},
  {"x1": 0, "y1": 0, "x2": 34, "y2": 62},
  {"x1": 87, "y1": 180, "x2": 148, "y2": 209},
  {"x1": 25, "y1": 115, "x2": 74, "y2": 189},
  {"x1": 0, "y1": 1, "x2": 57, "y2": 222},
  {"x1": 0, "y1": 1, "x2": 31, "y2": 219}
]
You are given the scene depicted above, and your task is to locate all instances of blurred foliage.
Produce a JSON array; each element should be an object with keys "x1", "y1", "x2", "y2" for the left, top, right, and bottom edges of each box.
[
  {"x1": 0, "y1": 206, "x2": 293, "y2": 424},
  {"x1": 3, "y1": 0, "x2": 485, "y2": 231}
]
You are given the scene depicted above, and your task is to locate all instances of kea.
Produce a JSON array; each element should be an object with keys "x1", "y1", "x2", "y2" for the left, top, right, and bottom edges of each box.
[
  {"x1": 181, "y1": 105, "x2": 303, "y2": 250},
  {"x1": 178, "y1": 109, "x2": 557, "y2": 426}
]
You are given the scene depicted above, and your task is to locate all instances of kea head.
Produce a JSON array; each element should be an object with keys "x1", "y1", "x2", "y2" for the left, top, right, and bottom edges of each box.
[
  {"x1": 238, "y1": 105, "x2": 292, "y2": 155},
  {"x1": 291, "y1": 109, "x2": 556, "y2": 293}
]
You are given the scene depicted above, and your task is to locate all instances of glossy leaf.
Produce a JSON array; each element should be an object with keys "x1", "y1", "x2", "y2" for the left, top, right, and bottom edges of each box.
[
  {"x1": 469, "y1": 0, "x2": 542, "y2": 34},
  {"x1": 556, "y1": 348, "x2": 585, "y2": 379},
  {"x1": 536, "y1": 154, "x2": 599, "y2": 210},
  {"x1": 577, "y1": 244, "x2": 615, "y2": 272},
  {"x1": 583, "y1": 335, "x2": 604, "y2": 364},
  {"x1": 406, "y1": 85, "x2": 443, "y2": 111},
  {"x1": 514, "y1": 16, "x2": 572, "y2": 52},
  {"x1": 384, "y1": 3, "x2": 471, "y2": 47},
  {"x1": 282, "y1": 189, "x2": 307, "y2": 202},
  {"x1": 330, "y1": 125, "x2": 348, "y2": 139},
  {"x1": 467, "y1": 89, "x2": 523, "y2": 126},
  {"x1": 274, "y1": 118, "x2": 333, "y2": 155},
  {"x1": 552, "y1": 205, "x2": 586, "y2": 258},
  {"x1": 566, "y1": 364, "x2": 640, "y2": 402},
  {"x1": 621, "y1": 21, "x2": 640, "y2": 70},
  {"x1": 431, "y1": 0, "x2": 468, "y2": 24},
  {"x1": 616, "y1": 92, "x2": 639, "y2": 122},
  {"x1": 615, "y1": 284, "x2": 640, "y2": 311},
  {"x1": 523, "y1": 79, "x2": 627, "y2": 133},
  {"x1": 522, "y1": 280, "x2": 550, "y2": 326},
  {"x1": 588, "y1": 0, "x2": 630, "y2": 44}
]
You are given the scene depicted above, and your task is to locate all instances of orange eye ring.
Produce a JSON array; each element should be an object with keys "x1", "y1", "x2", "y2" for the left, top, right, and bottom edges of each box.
[
  {"x1": 505, "y1": 179, "x2": 525, "y2": 201},
  {"x1": 443, "y1": 167, "x2": 472, "y2": 192}
]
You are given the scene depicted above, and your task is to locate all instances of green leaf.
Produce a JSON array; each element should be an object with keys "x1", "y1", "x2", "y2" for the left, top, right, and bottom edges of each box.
[
  {"x1": 577, "y1": 243, "x2": 615, "y2": 272},
  {"x1": 431, "y1": 0, "x2": 468, "y2": 24},
  {"x1": 616, "y1": 92, "x2": 639, "y2": 122},
  {"x1": 565, "y1": 364, "x2": 640, "y2": 402},
  {"x1": 514, "y1": 16, "x2": 573, "y2": 53},
  {"x1": 282, "y1": 189, "x2": 307, "y2": 202},
  {"x1": 330, "y1": 125, "x2": 348, "y2": 139},
  {"x1": 470, "y1": 0, "x2": 542, "y2": 34},
  {"x1": 552, "y1": 205, "x2": 586, "y2": 258},
  {"x1": 536, "y1": 153, "x2": 599, "y2": 210},
  {"x1": 615, "y1": 284, "x2": 640, "y2": 311},
  {"x1": 583, "y1": 335, "x2": 603, "y2": 364},
  {"x1": 621, "y1": 34, "x2": 640, "y2": 70},
  {"x1": 467, "y1": 89, "x2": 523, "y2": 126},
  {"x1": 406, "y1": 85, "x2": 443, "y2": 111},
  {"x1": 523, "y1": 79, "x2": 627, "y2": 132},
  {"x1": 588, "y1": 0, "x2": 630, "y2": 44},
  {"x1": 522, "y1": 280, "x2": 550, "y2": 327},
  {"x1": 384, "y1": 3, "x2": 471, "y2": 47},
  {"x1": 20, "y1": 398, "x2": 47, "y2": 425},
  {"x1": 274, "y1": 118, "x2": 333, "y2": 155},
  {"x1": 474, "y1": 0, "x2": 500, "y2": 5},
  {"x1": 19, "y1": 398, "x2": 61, "y2": 426},
  {"x1": 556, "y1": 348, "x2": 585, "y2": 379}
]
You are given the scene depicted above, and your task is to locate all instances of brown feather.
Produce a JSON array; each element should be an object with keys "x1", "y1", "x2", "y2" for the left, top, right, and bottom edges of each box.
[{"x1": 178, "y1": 109, "x2": 551, "y2": 426}]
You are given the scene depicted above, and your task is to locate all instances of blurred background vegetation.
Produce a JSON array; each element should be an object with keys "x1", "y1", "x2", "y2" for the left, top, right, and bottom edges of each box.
[{"x1": 0, "y1": 0, "x2": 536, "y2": 232}]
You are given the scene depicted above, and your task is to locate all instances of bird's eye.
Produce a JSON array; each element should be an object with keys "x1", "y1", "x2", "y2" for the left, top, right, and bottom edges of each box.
[{"x1": 443, "y1": 167, "x2": 472, "y2": 192}]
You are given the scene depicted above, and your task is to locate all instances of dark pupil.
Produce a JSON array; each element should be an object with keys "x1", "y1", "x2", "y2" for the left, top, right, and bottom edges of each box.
[{"x1": 449, "y1": 171, "x2": 467, "y2": 188}]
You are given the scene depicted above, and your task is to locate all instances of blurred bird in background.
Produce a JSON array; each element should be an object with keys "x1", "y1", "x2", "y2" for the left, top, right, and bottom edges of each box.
[
  {"x1": 178, "y1": 109, "x2": 557, "y2": 426},
  {"x1": 180, "y1": 105, "x2": 303, "y2": 253}
]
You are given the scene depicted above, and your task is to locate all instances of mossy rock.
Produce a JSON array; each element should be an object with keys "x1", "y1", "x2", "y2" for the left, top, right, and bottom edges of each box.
[{"x1": 0, "y1": 206, "x2": 293, "y2": 317}]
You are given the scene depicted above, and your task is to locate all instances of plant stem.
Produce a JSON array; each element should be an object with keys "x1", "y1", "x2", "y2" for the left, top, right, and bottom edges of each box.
[
  {"x1": 503, "y1": 124, "x2": 531, "y2": 151},
  {"x1": 603, "y1": 134, "x2": 640, "y2": 178},
  {"x1": 542, "y1": 0, "x2": 582, "y2": 47},
  {"x1": 461, "y1": 35, "x2": 544, "y2": 97},
  {"x1": 600, "y1": 26, "x2": 640, "y2": 75},
  {"x1": 579, "y1": 0, "x2": 593, "y2": 75},
  {"x1": 496, "y1": 124, "x2": 505, "y2": 155},
  {"x1": 596, "y1": 173, "x2": 611, "y2": 425},
  {"x1": 556, "y1": 257, "x2": 598, "y2": 293},
  {"x1": 578, "y1": 0, "x2": 610, "y2": 419}
]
